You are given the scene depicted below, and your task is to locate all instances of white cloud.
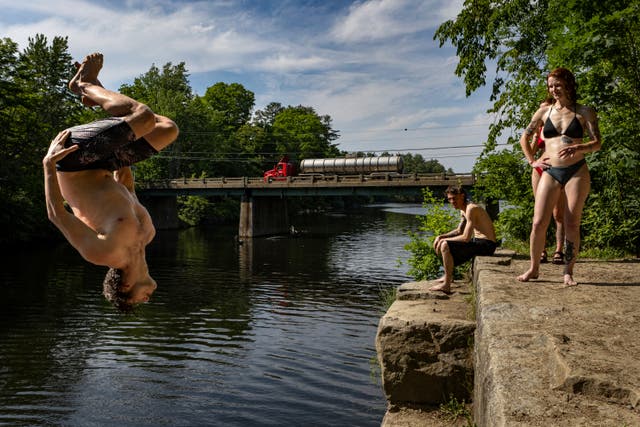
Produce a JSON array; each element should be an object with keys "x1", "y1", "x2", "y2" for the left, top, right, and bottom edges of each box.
[
  {"x1": 258, "y1": 54, "x2": 333, "y2": 73},
  {"x1": 330, "y1": 0, "x2": 462, "y2": 43},
  {"x1": 331, "y1": 0, "x2": 422, "y2": 43},
  {"x1": 0, "y1": 0, "x2": 494, "y2": 171}
]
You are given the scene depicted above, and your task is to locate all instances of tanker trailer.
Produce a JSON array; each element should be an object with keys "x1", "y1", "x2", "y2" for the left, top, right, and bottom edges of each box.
[{"x1": 298, "y1": 156, "x2": 403, "y2": 175}]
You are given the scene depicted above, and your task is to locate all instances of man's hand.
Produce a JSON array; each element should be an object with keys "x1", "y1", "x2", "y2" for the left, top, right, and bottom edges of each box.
[
  {"x1": 433, "y1": 235, "x2": 444, "y2": 255},
  {"x1": 43, "y1": 130, "x2": 78, "y2": 167}
]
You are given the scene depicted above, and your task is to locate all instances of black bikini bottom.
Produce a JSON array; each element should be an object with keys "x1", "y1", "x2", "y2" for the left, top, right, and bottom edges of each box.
[{"x1": 545, "y1": 159, "x2": 587, "y2": 186}]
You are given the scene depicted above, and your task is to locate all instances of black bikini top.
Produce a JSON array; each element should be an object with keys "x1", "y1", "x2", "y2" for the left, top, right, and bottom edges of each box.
[{"x1": 542, "y1": 104, "x2": 583, "y2": 139}]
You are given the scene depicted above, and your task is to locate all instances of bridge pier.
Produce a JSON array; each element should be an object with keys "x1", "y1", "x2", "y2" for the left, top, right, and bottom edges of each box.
[{"x1": 239, "y1": 193, "x2": 289, "y2": 238}]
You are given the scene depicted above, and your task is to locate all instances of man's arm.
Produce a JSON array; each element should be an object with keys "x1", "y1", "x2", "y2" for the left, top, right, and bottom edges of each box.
[
  {"x1": 43, "y1": 131, "x2": 116, "y2": 266},
  {"x1": 440, "y1": 216, "x2": 466, "y2": 238},
  {"x1": 444, "y1": 208, "x2": 476, "y2": 243},
  {"x1": 433, "y1": 215, "x2": 466, "y2": 253}
]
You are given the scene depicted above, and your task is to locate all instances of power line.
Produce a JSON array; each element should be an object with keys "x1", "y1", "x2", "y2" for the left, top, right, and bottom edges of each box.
[{"x1": 157, "y1": 142, "x2": 510, "y2": 157}]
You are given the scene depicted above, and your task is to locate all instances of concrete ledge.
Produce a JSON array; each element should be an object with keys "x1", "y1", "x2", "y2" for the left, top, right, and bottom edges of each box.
[{"x1": 473, "y1": 253, "x2": 640, "y2": 426}]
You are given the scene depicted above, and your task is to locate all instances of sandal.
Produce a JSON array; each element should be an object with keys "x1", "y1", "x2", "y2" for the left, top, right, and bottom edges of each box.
[
  {"x1": 552, "y1": 251, "x2": 564, "y2": 265},
  {"x1": 540, "y1": 251, "x2": 548, "y2": 263}
]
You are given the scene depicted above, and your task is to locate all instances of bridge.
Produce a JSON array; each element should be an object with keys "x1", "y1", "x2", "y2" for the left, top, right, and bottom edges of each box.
[
  {"x1": 137, "y1": 172, "x2": 475, "y2": 197},
  {"x1": 136, "y1": 173, "x2": 476, "y2": 238}
]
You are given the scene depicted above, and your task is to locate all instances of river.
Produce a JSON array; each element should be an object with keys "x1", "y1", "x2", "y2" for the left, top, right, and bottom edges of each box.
[{"x1": 0, "y1": 203, "x2": 425, "y2": 426}]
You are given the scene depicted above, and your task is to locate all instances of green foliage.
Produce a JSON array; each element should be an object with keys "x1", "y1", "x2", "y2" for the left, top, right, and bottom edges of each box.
[
  {"x1": 473, "y1": 149, "x2": 533, "y2": 242},
  {"x1": 177, "y1": 196, "x2": 210, "y2": 226},
  {"x1": 436, "y1": 0, "x2": 640, "y2": 255},
  {"x1": 0, "y1": 34, "x2": 91, "y2": 244},
  {"x1": 403, "y1": 187, "x2": 459, "y2": 280},
  {"x1": 402, "y1": 153, "x2": 452, "y2": 174},
  {"x1": 203, "y1": 82, "x2": 254, "y2": 129},
  {"x1": 377, "y1": 285, "x2": 397, "y2": 313},
  {"x1": 119, "y1": 62, "x2": 194, "y2": 180},
  {"x1": 439, "y1": 395, "x2": 474, "y2": 426},
  {"x1": 271, "y1": 105, "x2": 341, "y2": 160}
]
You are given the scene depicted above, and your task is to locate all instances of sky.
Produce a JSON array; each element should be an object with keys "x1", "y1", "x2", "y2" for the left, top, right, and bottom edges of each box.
[{"x1": 1, "y1": 0, "x2": 501, "y2": 172}]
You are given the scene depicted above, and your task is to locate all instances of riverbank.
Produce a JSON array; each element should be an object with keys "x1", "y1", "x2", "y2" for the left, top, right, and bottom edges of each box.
[{"x1": 376, "y1": 250, "x2": 640, "y2": 426}]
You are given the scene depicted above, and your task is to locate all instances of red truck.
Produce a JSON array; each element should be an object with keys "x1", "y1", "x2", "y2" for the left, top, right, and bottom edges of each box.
[
  {"x1": 263, "y1": 155, "x2": 404, "y2": 182},
  {"x1": 263, "y1": 156, "x2": 297, "y2": 182}
]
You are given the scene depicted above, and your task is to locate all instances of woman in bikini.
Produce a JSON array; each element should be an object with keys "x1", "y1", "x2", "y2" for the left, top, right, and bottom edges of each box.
[
  {"x1": 530, "y1": 100, "x2": 566, "y2": 265},
  {"x1": 517, "y1": 68, "x2": 601, "y2": 286}
]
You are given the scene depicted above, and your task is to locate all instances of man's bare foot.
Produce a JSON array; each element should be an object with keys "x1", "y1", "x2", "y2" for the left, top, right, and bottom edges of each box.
[
  {"x1": 68, "y1": 53, "x2": 103, "y2": 99},
  {"x1": 562, "y1": 274, "x2": 578, "y2": 287},
  {"x1": 429, "y1": 282, "x2": 452, "y2": 294},
  {"x1": 70, "y1": 61, "x2": 105, "y2": 107},
  {"x1": 434, "y1": 276, "x2": 446, "y2": 284},
  {"x1": 516, "y1": 269, "x2": 539, "y2": 282}
]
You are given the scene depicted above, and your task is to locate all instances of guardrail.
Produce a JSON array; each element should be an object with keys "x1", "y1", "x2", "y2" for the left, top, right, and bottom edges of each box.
[{"x1": 136, "y1": 173, "x2": 475, "y2": 190}]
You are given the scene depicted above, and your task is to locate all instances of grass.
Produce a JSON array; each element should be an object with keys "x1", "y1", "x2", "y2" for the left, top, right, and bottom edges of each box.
[
  {"x1": 500, "y1": 238, "x2": 632, "y2": 260},
  {"x1": 579, "y1": 246, "x2": 628, "y2": 259},
  {"x1": 370, "y1": 285, "x2": 397, "y2": 385},
  {"x1": 439, "y1": 395, "x2": 475, "y2": 426},
  {"x1": 369, "y1": 354, "x2": 382, "y2": 386},
  {"x1": 377, "y1": 284, "x2": 397, "y2": 312}
]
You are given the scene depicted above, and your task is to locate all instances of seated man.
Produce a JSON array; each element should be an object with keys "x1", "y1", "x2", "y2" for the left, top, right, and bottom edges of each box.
[
  {"x1": 429, "y1": 185, "x2": 497, "y2": 293},
  {"x1": 43, "y1": 52, "x2": 179, "y2": 312}
]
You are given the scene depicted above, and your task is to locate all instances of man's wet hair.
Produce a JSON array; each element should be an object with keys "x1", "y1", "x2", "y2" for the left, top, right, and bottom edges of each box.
[{"x1": 102, "y1": 268, "x2": 135, "y2": 314}]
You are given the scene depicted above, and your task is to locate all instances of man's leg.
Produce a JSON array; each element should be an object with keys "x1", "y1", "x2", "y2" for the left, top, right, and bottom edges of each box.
[
  {"x1": 142, "y1": 114, "x2": 179, "y2": 151},
  {"x1": 69, "y1": 53, "x2": 176, "y2": 149},
  {"x1": 430, "y1": 241, "x2": 454, "y2": 293}
]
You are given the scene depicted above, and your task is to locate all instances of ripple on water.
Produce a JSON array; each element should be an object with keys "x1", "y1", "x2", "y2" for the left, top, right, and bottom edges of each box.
[{"x1": 0, "y1": 205, "x2": 421, "y2": 426}]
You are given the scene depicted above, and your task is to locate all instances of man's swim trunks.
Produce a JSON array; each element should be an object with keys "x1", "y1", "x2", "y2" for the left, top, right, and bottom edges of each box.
[
  {"x1": 447, "y1": 238, "x2": 497, "y2": 266},
  {"x1": 56, "y1": 117, "x2": 158, "y2": 172}
]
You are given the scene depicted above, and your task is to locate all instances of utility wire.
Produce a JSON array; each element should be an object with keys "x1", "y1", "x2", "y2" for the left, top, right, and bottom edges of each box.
[{"x1": 158, "y1": 143, "x2": 510, "y2": 157}]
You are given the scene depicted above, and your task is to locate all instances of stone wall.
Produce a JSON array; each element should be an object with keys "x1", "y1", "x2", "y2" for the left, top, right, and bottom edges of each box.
[
  {"x1": 377, "y1": 250, "x2": 640, "y2": 426},
  {"x1": 376, "y1": 279, "x2": 476, "y2": 425}
]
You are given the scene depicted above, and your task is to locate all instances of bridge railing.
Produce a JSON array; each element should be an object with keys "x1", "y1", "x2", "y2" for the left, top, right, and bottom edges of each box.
[{"x1": 136, "y1": 173, "x2": 475, "y2": 190}]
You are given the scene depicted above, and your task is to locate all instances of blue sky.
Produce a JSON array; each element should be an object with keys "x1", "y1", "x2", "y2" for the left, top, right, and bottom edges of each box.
[{"x1": 1, "y1": 0, "x2": 500, "y2": 172}]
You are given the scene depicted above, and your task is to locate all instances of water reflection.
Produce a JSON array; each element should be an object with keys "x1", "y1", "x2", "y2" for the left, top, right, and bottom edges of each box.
[{"x1": 0, "y1": 204, "x2": 423, "y2": 426}]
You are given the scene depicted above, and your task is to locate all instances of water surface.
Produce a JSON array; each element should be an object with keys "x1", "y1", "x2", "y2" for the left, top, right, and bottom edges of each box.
[{"x1": 0, "y1": 204, "x2": 423, "y2": 426}]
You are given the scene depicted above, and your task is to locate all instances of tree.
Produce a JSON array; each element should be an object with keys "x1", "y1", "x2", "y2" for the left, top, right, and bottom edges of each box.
[
  {"x1": 435, "y1": 0, "x2": 640, "y2": 253},
  {"x1": 271, "y1": 105, "x2": 341, "y2": 160},
  {"x1": 0, "y1": 35, "x2": 86, "y2": 243},
  {"x1": 198, "y1": 82, "x2": 256, "y2": 177},
  {"x1": 119, "y1": 62, "x2": 193, "y2": 180},
  {"x1": 402, "y1": 153, "x2": 451, "y2": 174},
  {"x1": 253, "y1": 102, "x2": 284, "y2": 128}
]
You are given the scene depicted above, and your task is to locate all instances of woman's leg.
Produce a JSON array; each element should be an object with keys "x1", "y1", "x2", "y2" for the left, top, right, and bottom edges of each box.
[
  {"x1": 552, "y1": 191, "x2": 566, "y2": 261},
  {"x1": 518, "y1": 173, "x2": 562, "y2": 281},
  {"x1": 561, "y1": 166, "x2": 591, "y2": 286},
  {"x1": 531, "y1": 170, "x2": 548, "y2": 262}
]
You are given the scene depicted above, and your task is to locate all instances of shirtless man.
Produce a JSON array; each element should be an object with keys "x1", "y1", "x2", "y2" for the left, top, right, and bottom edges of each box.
[
  {"x1": 43, "y1": 52, "x2": 178, "y2": 312},
  {"x1": 429, "y1": 186, "x2": 497, "y2": 293}
]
